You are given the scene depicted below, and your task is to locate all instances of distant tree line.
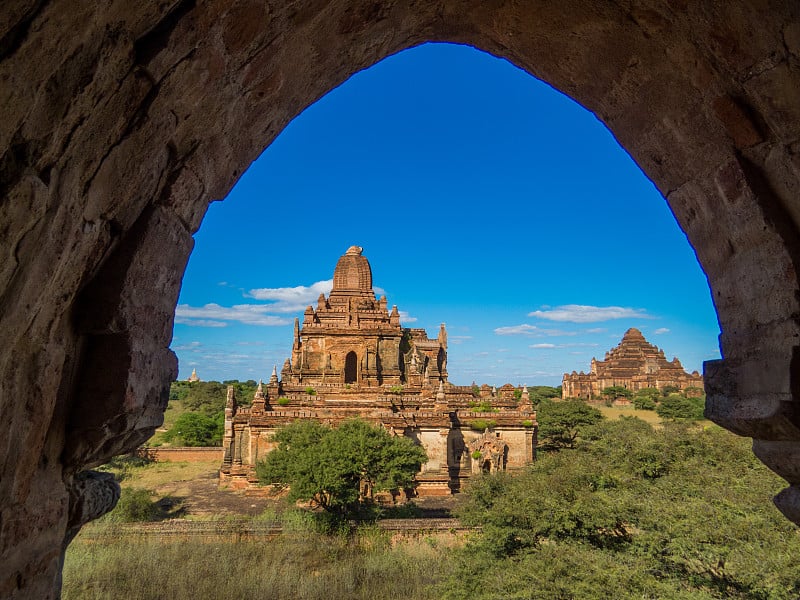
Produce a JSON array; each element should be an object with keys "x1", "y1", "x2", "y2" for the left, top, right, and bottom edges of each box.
[{"x1": 162, "y1": 379, "x2": 257, "y2": 446}]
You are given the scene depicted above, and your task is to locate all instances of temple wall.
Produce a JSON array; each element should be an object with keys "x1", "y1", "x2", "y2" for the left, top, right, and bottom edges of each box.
[{"x1": 417, "y1": 428, "x2": 449, "y2": 473}]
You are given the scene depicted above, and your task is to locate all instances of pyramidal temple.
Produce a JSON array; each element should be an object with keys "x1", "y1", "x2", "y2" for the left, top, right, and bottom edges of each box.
[
  {"x1": 220, "y1": 246, "x2": 537, "y2": 496},
  {"x1": 561, "y1": 328, "x2": 703, "y2": 399}
]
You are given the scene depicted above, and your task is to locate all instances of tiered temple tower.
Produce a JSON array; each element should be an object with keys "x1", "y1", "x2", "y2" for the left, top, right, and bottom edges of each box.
[
  {"x1": 561, "y1": 328, "x2": 704, "y2": 399},
  {"x1": 281, "y1": 246, "x2": 447, "y2": 389},
  {"x1": 220, "y1": 246, "x2": 537, "y2": 496}
]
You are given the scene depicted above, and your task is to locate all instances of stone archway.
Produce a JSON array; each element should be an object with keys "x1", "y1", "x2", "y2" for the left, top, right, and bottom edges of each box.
[{"x1": 1, "y1": 2, "x2": 799, "y2": 597}]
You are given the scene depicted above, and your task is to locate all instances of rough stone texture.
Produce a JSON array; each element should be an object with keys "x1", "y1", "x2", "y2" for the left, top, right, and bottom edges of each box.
[{"x1": 0, "y1": 1, "x2": 799, "y2": 597}]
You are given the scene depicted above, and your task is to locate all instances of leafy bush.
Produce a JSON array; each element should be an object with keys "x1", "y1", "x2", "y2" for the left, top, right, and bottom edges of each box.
[
  {"x1": 521, "y1": 419, "x2": 534, "y2": 427},
  {"x1": 103, "y1": 488, "x2": 161, "y2": 523},
  {"x1": 164, "y1": 412, "x2": 223, "y2": 446},
  {"x1": 632, "y1": 395, "x2": 656, "y2": 410},
  {"x1": 656, "y1": 394, "x2": 705, "y2": 420},
  {"x1": 601, "y1": 385, "x2": 632, "y2": 400},
  {"x1": 467, "y1": 401, "x2": 496, "y2": 412},
  {"x1": 471, "y1": 450, "x2": 482, "y2": 460},
  {"x1": 305, "y1": 387, "x2": 317, "y2": 396},
  {"x1": 276, "y1": 397, "x2": 290, "y2": 406},
  {"x1": 468, "y1": 419, "x2": 497, "y2": 431}
]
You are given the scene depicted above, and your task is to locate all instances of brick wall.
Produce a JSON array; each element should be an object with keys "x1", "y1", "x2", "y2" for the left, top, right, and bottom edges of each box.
[{"x1": 140, "y1": 447, "x2": 222, "y2": 462}]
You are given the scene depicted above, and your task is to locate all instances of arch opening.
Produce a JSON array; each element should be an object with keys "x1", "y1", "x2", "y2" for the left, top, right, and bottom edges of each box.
[
  {"x1": 344, "y1": 351, "x2": 358, "y2": 384},
  {"x1": 3, "y1": 4, "x2": 800, "y2": 598}
]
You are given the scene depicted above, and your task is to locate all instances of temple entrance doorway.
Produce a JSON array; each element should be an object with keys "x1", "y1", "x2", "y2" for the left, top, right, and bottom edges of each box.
[{"x1": 344, "y1": 352, "x2": 358, "y2": 384}]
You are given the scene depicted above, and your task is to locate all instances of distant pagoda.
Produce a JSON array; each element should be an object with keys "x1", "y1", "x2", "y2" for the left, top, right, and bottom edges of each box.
[{"x1": 561, "y1": 328, "x2": 703, "y2": 400}]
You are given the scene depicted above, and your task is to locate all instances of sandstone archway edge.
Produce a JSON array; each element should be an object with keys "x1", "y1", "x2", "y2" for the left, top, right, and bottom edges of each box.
[{"x1": 1, "y1": 2, "x2": 799, "y2": 597}]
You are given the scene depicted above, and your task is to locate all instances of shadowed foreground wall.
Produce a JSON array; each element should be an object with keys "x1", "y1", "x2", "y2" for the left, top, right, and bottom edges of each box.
[{"x1": 1, "y1": 1, "x2": 799, "y2": 597}]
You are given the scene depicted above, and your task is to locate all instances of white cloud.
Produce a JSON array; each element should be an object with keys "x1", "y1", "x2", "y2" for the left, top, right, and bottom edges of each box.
[
  {"x1": 494, "y1": 324, "x2": 580, "y2": 337},
  {"x1": 586, "y1": 327, "x2": 608, "y2": 334},
  {"x1": 654, "y1": 327, "x2": 670, "y2": 334},
  {"x1": 245, "y1": 279, "x2": 389, "y2": 314},
  {"x1": 530, "y1": 342, "x2": 600, "y2": 349},
  {"x1": 398, "y1": 310, "x2": 417, "y2": 323},
  {"x1": 246, "y1": 279, "x2": 333, "y2": 313},
  {"x1": 494, "y1": 324, "x2": 540, "y2": 336},
  {"x1": 174, "y1": 317, "x2": 228, "y2": 328},
  {"x1": 173, "y1": 341, "x2": 204, "y2": 351},
  {"x1": 449, "y1": 335, "x2": 473, "y2": 345},
  {"x1": 175, "y1": 303, "x2": 292, "y2": 327},
  {"x1": 528, "y1": 304, "x2": 653, "y2": 323}
]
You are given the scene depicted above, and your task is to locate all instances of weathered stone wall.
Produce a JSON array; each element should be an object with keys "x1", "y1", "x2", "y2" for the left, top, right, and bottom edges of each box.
[
  {"x1": 1, "y1": 1, "x2": 799, "y2": 597},
  {"x1": 142, "y1": 447, "x2": 223, "y2": 463}
]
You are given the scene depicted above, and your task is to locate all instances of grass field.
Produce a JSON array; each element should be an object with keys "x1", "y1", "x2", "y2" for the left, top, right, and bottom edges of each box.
[{"x1": 63, "y1": 523, "x2": 452, "y2": 600}]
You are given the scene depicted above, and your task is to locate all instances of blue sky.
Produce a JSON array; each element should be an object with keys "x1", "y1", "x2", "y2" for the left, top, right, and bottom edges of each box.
[{"x1": 172, "y1": 42, "x2": 721, "y2": 387}]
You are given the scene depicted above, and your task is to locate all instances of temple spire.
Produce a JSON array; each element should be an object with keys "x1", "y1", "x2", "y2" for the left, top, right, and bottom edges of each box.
[{"x1": 269, "y1": 365, "x2": 278, "y2": 384}]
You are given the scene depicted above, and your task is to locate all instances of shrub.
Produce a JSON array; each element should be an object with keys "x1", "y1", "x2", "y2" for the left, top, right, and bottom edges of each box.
[
  {"x1": 656, "y1": 394, "x2": 705, "y2": 420},
  {"x1": 471, "y1": 450, "x2": 482, "y2": 460},
  {"x1": 601, "y1": 386, "x2": 632, "y2": 400},
  {"x1": 521, "y1": 420, "x2": 534, "y2": 427},
  {"x1": 661, "y1": 385, "x2": 680, "y2": 397},
  {"x1": 467, "y1": 401, "x2": 496, "y2": 412},
  {"x1": 468, "y1": 419, "x2": 497, "y2": 431},
  {"x1": 104, "y1": 488, "x2": 161, "y2": 523},
  {"x1": 305, "y1": 387, "x2": 316, "y2": 396},
  {"x1": 276, "y1": 397, "x2": 290, "y2": 406},
  {"x1": 632, "y1": 396, "x2": 656, "y2": 410},
  {"x1": 389, "y1": 385, "x2": 404, "y2": 394},
  {"x1": 163, "y1": 412, "x2": 223, "y2": 446}
]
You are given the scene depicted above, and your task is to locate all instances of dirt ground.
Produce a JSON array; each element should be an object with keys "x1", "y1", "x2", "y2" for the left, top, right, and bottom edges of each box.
[{"x1": 134, "y1": 461, "x2": 459, "y2": 519}]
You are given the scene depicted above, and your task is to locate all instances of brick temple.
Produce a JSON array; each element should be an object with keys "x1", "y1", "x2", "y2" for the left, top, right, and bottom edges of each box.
[
  {"x1": 561, "y1": 328, "x2": 703, "y2": 400},
  {"x1": 220, "y1": 246, "x2": 537, "y2": 496}
]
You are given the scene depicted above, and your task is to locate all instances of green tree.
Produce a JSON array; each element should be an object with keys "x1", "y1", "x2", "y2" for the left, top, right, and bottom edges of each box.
[
  {"x1": 536, "y1": 399, "x2": 603, "y2": 451},
  {"x1": 256, "y1": 419, "x2": 427, "y2": 516},
  {"x1": 447, "y1": 419, "x2": 800, "y2": 599},
  {"x1": 527, "y1": 386, "x2": 561, "y2": 405},
  {"x1": 164, "y1": 412, "x2": 223, "y2": 446},
  {"x1": 656, "y1": 394, "x2": 705, "y2": 420},
  {"x1": 632, "y1": 388, "x2": 659, "y2": 410},
  {"x1": 601, "y1": 385, "x2": 633, "y2": 401}
]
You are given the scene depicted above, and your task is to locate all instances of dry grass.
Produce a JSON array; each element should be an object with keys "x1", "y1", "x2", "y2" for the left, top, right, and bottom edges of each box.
[
  {"x1": 596, "y1": 404, "x2": 712, "y2": 428},
  {"x1": 119, "y1": 460, "x2": 220, "y2": 491},
  {"x1": 596, "y1": 405, "x2": 663, "y2": 424},
  {"x1": 63, "y1": 525, "x2": 451, "y2": 600}
]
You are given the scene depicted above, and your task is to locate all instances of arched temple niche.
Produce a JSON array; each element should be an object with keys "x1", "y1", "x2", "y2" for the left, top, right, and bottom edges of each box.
[
  {"x1": 344, "y1": 351, "x2": 359, "y2": 385},
  {"x1": 1, "y1": 2, "x2": 800, "y2": 597}
]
